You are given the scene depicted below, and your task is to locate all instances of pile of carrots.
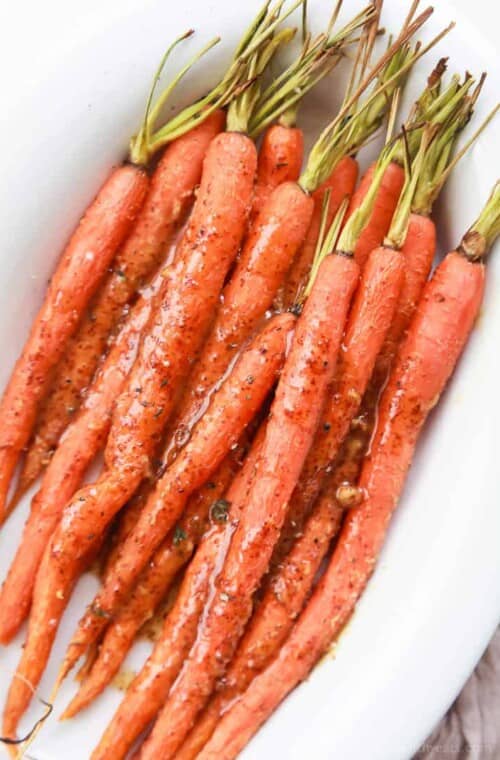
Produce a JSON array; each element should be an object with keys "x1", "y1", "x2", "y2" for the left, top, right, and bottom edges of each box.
[{"x1": 0, "y1": 1, "x2": 498, "y2": 758}]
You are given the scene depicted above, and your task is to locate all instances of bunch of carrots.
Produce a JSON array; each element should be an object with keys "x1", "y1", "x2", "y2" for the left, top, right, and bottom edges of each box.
[{"x1": 0, "y1": 1, "x2": 498, "y2": 758}]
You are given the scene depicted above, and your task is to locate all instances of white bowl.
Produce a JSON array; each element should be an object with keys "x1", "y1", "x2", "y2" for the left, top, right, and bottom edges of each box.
[{"x1": 0, "y1": 1, "x2": 499, "y2": 758}]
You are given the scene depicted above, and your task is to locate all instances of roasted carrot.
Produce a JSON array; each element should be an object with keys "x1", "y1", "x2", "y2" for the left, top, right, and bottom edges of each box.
[
  {"x1": 61, "y1": 312, "x2": 295, "y2": 680},
  {"x1": 138, "y1": 227, "x2": 360, "y2": 758},
  {"x1": 177, "y1": 470, "x2": 347, "y2": 760},
  {"x1": 61, "y1": 446, "x2": 244, "y2": 718},
  {"x1": 0, "y1": 267, "x2": 170, "y2": 645},
  {"x1": 248, "y1": 6, "x2": 375, "y2": 224},
  {"x1": 15, "y1": 110, "x2": 225, "y2": 501},
  {"x1": 90, "y1": 424, "x2": 266, "y2": 760},
  {"x1": 195, "y1": 183, "x2": 500, "y2": 760},
  {"x1": 0, "y1": 27, "x2": 249, "y2": 522},
  {"x1": 0, "y1": 166, "x2": 147, "y2": 522}
]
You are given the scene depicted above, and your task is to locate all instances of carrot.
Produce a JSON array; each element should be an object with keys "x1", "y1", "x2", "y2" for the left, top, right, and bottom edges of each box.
[
  {"x1": 90, "y1": 424, "x2": 266, "y2": 760},
  {"x1": 1, "y1": 124, "x2": 258, "y2": 741},
  {"x1": 61, "y1": 312, "x2": 295, "y2": 680},
  {"x1": 280, "y1": 11, "x2": 432, "y2": 307},
  {"x1": 195, "y1": 183, "x2": 500, "y2": 760},
  {"x1": 14, "y1": 110, "x2": 225, "y2": 501},
  {"x1": 0, "y1": 27, "x2": 248, "y2": 522},
  {"x1": 138, "y1": 232, "x2": 360, "y2": 758},
  {"x1": 61, "y1": 445, "x2": 243, "y2": 718},
  {"x1": 281, "y1": 156, "x2": 359, "y2": 306},
  {"x1": 0, "y1": 166, "x2": 148, "y2": 523},
  {"x1": 250, "y1": 123, "x2": 304, "y2": 221},
  {"x1": 247, "y1": 5, "x2": 376, "y2": 225},
  {"x1": 0, "y1": 265, "x2": 171, "y2": 645},
  {"x1": 177, "y1": 472, "x2": 347, "y2": 760}
]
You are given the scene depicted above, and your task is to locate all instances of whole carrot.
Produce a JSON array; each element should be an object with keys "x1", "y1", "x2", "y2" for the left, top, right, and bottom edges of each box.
[
  {"x1": 14, "y1": 110, "x2": 226, "y2": 502},
  {"x1": 0, "y1": 267, "x2": 171, "y2": 645},
  {"x1": 196, "y1": 182, "x2": 500, "y2": 760},
  {"x1": 0, "y1": 28, "x2": 243, "y2": 522},
  {"x1": 61, "y1": 312, "x2": 295, "y2": 680},
  {"x1": 61, "y1": 444, "x2": 244, "y2": 718},
  {"x1": 90, "y1": 425, "x2": 266, "y2": 760}
]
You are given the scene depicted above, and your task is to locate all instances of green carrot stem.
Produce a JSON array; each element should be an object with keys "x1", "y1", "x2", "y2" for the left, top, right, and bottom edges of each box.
[
  {"x1": 301, "y1": 195, "x2": 349, "y2": 300},
  {"x1": 460, "y1": 180, "x2": 500, "y2": 260}
]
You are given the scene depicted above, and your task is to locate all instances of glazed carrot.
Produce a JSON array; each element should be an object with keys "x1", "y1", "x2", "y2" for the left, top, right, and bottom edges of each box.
[
  {"x1": 1, "y1": 126, "x2": 257, "y2": 741},
  {"x1": 62, "y1": 312, "x2": 295, "y2": 679},
  {"x1": 0, "y1": 267, "x2": 170, "y2": 645},
  {"x1": 0, "y1": 166, "x2": 148, "y2": 522},
  {"x1": 61, "y1": 446, "x2": 243, "y2": 718},
  {"x1": 15, "y1": 110, "x2": 225, "y2": 501},
  {"x1": 177, "y1": 472, "x2": 346, "y2": 760},
  {"x1": 90, "y1": 425, "x2": 265, "y2": 760},
  {"x1": 0, "y1": 26, "x2": 249, "y2": 522},
  {"x1": 139, "y1": 238, "x2": 360, "y2": 758},
  {"x1": 196, "y1": 184, "x2": 500, "y2": 760},
  {"x1": 247, "y1": 6, "x2": 376, "y2": 224},
  {"x1": 281, "y1": 156, "x2": 359, "y2": 306},
  {"x1": 251, "y1": 124, "x2": 304, "y2": 221}
]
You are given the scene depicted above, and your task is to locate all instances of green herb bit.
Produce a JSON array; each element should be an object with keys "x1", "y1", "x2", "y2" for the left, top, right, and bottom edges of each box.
[
  {"x1": 460, "y1": 180, "x2": 500, "y2": 261},
  {"x1": 210, "y1": 498, "x2": 231, "y2": 524},
  {"x1": 173, "y1": 525, "x2": 187, "y2": 545}
]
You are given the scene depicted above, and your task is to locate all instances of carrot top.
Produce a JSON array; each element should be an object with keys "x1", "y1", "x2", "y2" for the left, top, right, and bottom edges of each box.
[
  {"x1": 225, "y1": 0, "x2": 304, "y2": 133},
  {"x1": 248, "y1": 3, "x2": 377, "y2": 137},
  {"x1": 459, "y1": 181, "x2": 500, "y2": 260},
  {"x1": 130, "y1": 0, "x2": 302, "y2": 163},
  {"x1": 298, "y1": 4, "x2": 446, "y2": 194}
]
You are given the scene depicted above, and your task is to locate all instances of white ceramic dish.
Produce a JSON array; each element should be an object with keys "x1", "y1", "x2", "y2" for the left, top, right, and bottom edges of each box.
[{"x1": 0, "y1": 1, "x2": 499, "y2": 758}]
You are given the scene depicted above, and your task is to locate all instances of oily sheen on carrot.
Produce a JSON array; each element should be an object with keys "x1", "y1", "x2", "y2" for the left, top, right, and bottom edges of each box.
[
  {"x1": 348, "y1": 160, "x2": 405, "y2": 268},
  {"x1": 0, "y1": 165, "x2": 148, "y2": 521},
  {"x1": 139, "y1": 252, "x2": 359, "y2": 760},
  {"x1": 277, "y1": 244, "x2": 405, "y2": 558},
  {"x1": 17, "y1": 111, "x2": 225, "y2": 498},
  {"x1": 62, "y1": 312, "x2": 294, "y2": 677},
  {"x1": 2, "y1": 132, "x2": 256, "y2": 741},
  {"x1": 164, "y1": 180, "x2": 313, "y2": 455},
  {"x1": 177, "y1": 242, "x2": 406, "y2": 757},
  {"x1": 62, "y1": 449, "x2": 242, "y2": 718},
  {"x1": 250, "y1": 123, "x2": 304, "y2": 223},
  {"x1": 90, "y1": 427, "x2": 265, "y2": 760},
  {"x1": 282, "y1": 155, "x2": 359, "y2": 306},
  {"x1": 0, "y1": 270, "x2": 169, "y2": 645},
  {"x1": 197, "y1": 250, "x2": 486, "y2": 760},
  {"x1": 178, "y1": 481, "x2": 345, "y2": 760}
]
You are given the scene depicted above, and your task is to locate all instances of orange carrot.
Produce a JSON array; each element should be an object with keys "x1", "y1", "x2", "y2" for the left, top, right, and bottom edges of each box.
[
  {"x1": 1, "y1": 130, "x2": 257, "y2": 741},
  {"x1": 250, "y1": 123, "x2": 304, "y2": 223},
  {"x1": 139, "y1": 247, "x2": 359, "y2": 759},
  {"x1": 177, "y1": 471, "x2": 346, "y2": 760},
  {"x1": 348, "y1": 160, "x2": 405, "y2": 268},
  {"x1": 0, "y1": 166, "x2": 148, "y2": 522},
  {"x1": 61, "y1": 446, "x2": 243, "y2": 718},
  {"x1": 0, "y1": 269, "x2": 170, "y2": 645},
  {"x1": 195, "y1": 186, "x2": 499, "y2": 760},
  {"x1": 62, "y1": 312, "x2": 294, "y2": 678},
  {"x1": 15, "y1": 111, "x2": 225, "y2": 500},
  {"x1": 90, "y1": 425, "x2": 265, "y2": 760},
  {"x1": 281, "y1": 155, "x2": 359, "y2": 305},
  {"x1": 162, "y1": 179, "x2": 313, "y2": 461}
]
